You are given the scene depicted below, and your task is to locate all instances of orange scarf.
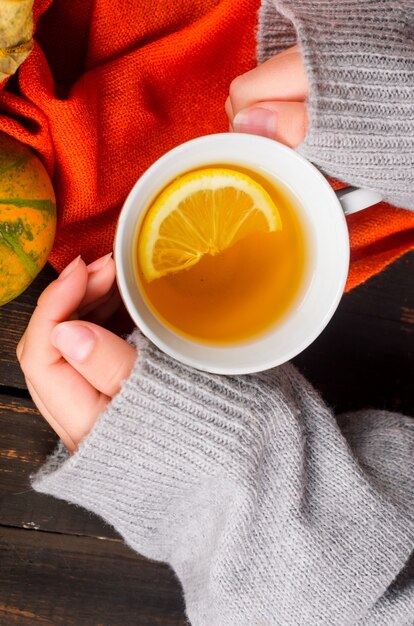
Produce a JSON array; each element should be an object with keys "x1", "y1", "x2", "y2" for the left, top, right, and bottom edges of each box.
[{"x1": 1, "y1": 0, "x2": 413, "y2": 291}]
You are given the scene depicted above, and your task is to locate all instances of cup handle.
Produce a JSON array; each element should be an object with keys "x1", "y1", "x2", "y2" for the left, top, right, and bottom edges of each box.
[{"x1": 335, "y1": 187, "x2": 382, "y2": 216}]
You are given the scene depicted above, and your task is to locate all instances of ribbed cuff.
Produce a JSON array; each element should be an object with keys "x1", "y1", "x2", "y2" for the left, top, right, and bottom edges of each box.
[
  {"x1": 32, "y1": 333, "x2": 414, "y2": 623},
  {"x1": 31, "y1": 332, "x2": 293, "y2": 561},
  {"x1": 258, "y1": 0, "x2": 414, "y2": 210}
]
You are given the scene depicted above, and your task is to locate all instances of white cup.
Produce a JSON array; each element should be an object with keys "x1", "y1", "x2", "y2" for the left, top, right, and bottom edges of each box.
[{"x1": 114, "y1": 133, "x2": 381, "y2": 374}]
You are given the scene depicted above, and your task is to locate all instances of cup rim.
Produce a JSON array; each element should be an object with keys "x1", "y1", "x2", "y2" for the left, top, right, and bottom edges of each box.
[{"x1": 114, "y1": 133, "x2": 349, "y2": 374}]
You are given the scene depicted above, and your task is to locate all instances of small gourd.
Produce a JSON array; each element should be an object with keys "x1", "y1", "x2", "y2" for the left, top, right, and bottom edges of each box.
[{"x1": 0, "y1": 132, "x2": 56, "y2": 306}]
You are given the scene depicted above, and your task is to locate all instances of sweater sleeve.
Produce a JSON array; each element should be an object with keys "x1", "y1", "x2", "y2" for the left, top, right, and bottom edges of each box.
[
  {"x1": 32, "y1": 332, "x2": 414, "y2": 625},
  {"x1": 257, "y1": 0, "x2": 414, "y2": 211}
]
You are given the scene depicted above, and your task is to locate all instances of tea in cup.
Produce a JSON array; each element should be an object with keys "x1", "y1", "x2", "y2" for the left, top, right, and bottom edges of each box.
[
  {"x1": 115, "y1": 133, "x2": 381, "y2": 374},
  {"x1": 136, "y1": 163, "x2": 308, "y2": 345}
]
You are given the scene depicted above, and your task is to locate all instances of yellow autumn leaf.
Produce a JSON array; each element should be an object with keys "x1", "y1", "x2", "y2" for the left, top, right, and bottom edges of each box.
[{"x1": 0, "y1": 0, "x2": 34, "y2": 83}]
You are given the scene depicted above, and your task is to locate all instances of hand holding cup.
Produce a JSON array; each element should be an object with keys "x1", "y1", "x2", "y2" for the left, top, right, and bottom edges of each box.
[{"x1": 16, "y1": 255, "x2": 136, "y2": 452}]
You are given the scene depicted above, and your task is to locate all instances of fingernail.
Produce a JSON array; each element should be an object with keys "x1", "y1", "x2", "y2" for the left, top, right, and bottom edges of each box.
[
  {"x1": 52, "y1": 323, "x2": 96, "y2": 362},
  {"x1": 87, "y1": 252, "x2": 113, "y2": 274},
  {"x1": 233, "y1": 108, "x2": 277, "y2": 138},
  {"x1": 58, "y1": 255, "x2": 81, "y2": 281}
]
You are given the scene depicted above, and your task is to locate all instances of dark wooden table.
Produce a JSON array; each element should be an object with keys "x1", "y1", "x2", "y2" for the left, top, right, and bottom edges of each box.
[{"x1": 1, "y1": 254, "x2": 413, "y2": 625}]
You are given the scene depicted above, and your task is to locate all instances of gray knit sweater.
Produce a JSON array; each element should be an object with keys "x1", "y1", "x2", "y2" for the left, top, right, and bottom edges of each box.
[
  {"x1": 258, "y1": 0, "x2": 414, "y2": 211},
  {"x1": 33, "y1": 334, "x2": 414, "y2": 625},
  {"x1": 33, "y1": 3, "x2": 414, "y2": 625}
]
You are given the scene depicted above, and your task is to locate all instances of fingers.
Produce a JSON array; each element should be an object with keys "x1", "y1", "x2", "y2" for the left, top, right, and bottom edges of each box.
[
  {"x1": 81, "y1": 282, "x2": 122, "y2": 325},
  {"x1": 272, "y1": 43, "x2": 300, "y2": 59},
  {"x1": 16, "y1": 254, "x2": 136, "y2": 451},
  {"x1": 25, "y1": 359, "x2": 110, "y2": 449},
  {"x1": 16, "y1": 331, "x2": 26, "y2": 361},
  {"x1": 78, "y1": 253, "x2": 115, "y2": 316},
  {"x1": 16, "y1": 254, "x2": 119, "y2": 358},
  {"x1": 17, "y1": 257, "x2": 106, "y2": 444},
  {"x1": 26, "y1": 256, "x2": 89, "y2": 368},
  {"x1": 226, "y1": 45, "x2": 309, "y2": 148},
  {"x1": 26, "y1": 378, "x2": 78, "y2": 452},
  {"x1": 225, "y1": 96, "x2": 234, "y2": 123},
  {"x1": 232, "y1": 101, "x2": 308, "y2": 148},
  {"x1": 51, "y1": 320, "x2": 137, "y2": 397},
  {"x1": 228, "y1": 48, "x2": 308, "y2": 117},
  {"x1": 79, "y1": 254, "x2": 123, "y2": 324}
]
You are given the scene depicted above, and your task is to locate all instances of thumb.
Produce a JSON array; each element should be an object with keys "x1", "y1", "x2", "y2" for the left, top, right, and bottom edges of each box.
[
  {"x1": 232, "y1": 102, "x2": 307, "y2": 149},
  {"x1": 51, "y1": 320, "x2": 137, "y2": 397}
]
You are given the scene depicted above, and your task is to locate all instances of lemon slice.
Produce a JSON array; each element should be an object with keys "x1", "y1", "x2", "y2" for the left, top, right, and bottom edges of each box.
[{"x1": 139, "y1": 167, "x2": 282, "y2": 281}]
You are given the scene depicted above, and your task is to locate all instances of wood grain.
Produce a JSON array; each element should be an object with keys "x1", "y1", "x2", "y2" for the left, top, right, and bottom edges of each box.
[
  {"x1": 0, "y1": 265, "x2": 57, "y2": 391},
  {"x1": 0, "y1": 525, "x2": 186, "y2": 626},
  {"x1": 294, "y1": 252, "x2": 414, "y2": 415},
  {"x1": 0, "y1": 394, "x2": 119, "y2": 539}
]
